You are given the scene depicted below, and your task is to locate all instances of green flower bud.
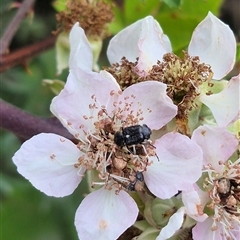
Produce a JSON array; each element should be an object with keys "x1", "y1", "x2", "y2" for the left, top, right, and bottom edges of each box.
[
  {"x1": 152, "y1": 198, "x2": 180, "y2": 228},
  {"x1": 144, "y1": 197, "x2": 182, "y2": 228}
]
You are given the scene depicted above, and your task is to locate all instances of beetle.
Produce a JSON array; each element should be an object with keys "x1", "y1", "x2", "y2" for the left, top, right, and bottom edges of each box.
[
  {"x1": 127, "y1": 171, "x2": 145, "y2": 191},
  {"x1": 114, "y1": 124, "x2": 152, "y2": 148}
]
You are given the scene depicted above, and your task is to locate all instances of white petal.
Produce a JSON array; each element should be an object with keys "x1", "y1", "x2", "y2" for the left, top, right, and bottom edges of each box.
[
  {"x1": 50, "y1": 69, "x2": 121, "y2": 139},
  {"x1": 135, "y1": 16, "x2": 172, "y2": 74},
  {"x1": 12, "y1": 133, "x2": 84, "y2": 197},
  {"x1": 69, "y1": 22, "x2": 93, "y2": 71},
  {"x1": 182, "y1": 190, "x2": 208, "y2": 222},
  {"x1": 119, "y1": 81, "x2": 177, "y2": 130},
  {"x1": 200, "y1": 74, "x2": 240, "y2": 127},
  {"x1": 192, "y1": 125, "x2": 238, "y2": 171},
  {"x1": 192, "y1": 218, "x2": 216, "y2": 240},
  {"x1": 107, "y1": 16, "x2": 171, "y2": 73},
  {"x1": 75, "y1": 187, "x2": 138, "y2": 240},
  {"x1": 188, "y1": 12, "x2": 236, "y2": 80},
  {"x1": 144, "y1": 133, "x2": 203, "y2": 199},
  {"x1": 156, "y1": 207, "x2": 185, "y2": 240}
]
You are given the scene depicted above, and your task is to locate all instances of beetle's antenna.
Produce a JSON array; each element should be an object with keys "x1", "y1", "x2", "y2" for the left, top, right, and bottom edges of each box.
[{"x1": 145, "y1": 140, "x2": 160, "y2": 161}]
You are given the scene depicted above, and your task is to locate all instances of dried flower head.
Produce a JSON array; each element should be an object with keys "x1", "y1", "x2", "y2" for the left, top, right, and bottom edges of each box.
[{"x1": 56, "y1": 0, "x2": 114, "y2": 38}]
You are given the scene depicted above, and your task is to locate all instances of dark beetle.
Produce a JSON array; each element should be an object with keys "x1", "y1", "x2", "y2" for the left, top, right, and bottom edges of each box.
[
  {"x1": 114, "y1": 124, "x2": 152, "y2": 147},
  {"x1": 128, "y1": 171, "x2": 144, "y2": 191}
]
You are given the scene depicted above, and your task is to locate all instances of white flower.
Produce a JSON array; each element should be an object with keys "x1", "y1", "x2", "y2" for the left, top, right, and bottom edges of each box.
[
  {"x1": 190, "y1": 125, "x2": 240, "y2": 240},
  {"x1": 12, "y1": 20, "x2": 205, "y2": 240},
  {"x1": 12, "y1": 22, "x2": 180, "y2": 240},
  {"x1": 107, "y1": 12, "x2": 236, "y2": 80}
]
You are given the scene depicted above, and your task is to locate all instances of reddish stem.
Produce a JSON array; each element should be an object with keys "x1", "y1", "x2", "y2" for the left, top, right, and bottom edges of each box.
[
  {"x1": 0, "y1": 0, "x2": 36, "y2": 55},
  {"x1": 0, "y1": 35, "x2": 57, "y2": 72},
  {"x1": 0, "y1": 99, "x2": 74, "y2": 142}
]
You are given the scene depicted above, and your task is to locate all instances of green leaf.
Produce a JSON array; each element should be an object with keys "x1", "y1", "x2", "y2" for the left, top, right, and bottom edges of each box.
[
  {"x1": 56, "y1": 32, "x2": 70, "y2": 75},
  {"x1": 110, "y1": 0, "x2": 223, "y2": 54},
  {"x1": 124, "y1": 0, "x2": 161, "y2": 23},
  {"x1": 42, "y1": 79, "x2": 65, "y2": 95},
  {"x1": 109, "y1": 0, "x2": 162, "y2": 34},
  {"x1": 156, "y1": 0, "x2": 223, "y2": 54},
  {"x1": 236, "y1": 43, "x2": 240, "y2": 62},
  {"x1": 162, "y1": 0, "x2": 182, "y2": 8},
  {"x1": 52, "y1": 0, "x2": 67, "y2": 12}
]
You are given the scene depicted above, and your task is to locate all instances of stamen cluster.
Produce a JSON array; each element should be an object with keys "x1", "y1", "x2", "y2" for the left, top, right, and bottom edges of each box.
[
  {"x1": 148, "y1": 51, "x2": 213, "y2": 119},
  {"x1": 73, "y1": 94, "x2": 155, "y2": 193},
  {"x1": 204, "y1": 159, "x2": 240, "y2": 237},
  {"x1": 106, "y1": 52, "x2": 213, "y2": 121},
  {"x1": 105, "y1": 57, "x2": 143, "y2": 89}
]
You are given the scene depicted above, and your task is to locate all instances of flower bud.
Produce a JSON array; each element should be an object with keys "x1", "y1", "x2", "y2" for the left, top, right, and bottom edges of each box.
[{"x1": 148, "y1": 197, "x2": 180, "y2": 228}]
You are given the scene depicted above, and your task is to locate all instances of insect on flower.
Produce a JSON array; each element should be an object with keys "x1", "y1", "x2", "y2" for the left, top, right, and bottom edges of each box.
[
  {"x1": 114, "y1": 124, "x2": 152, "y2": 147},
  {"x1": 127, "y1": 171, "x2": 145, "y2": 191},
  {"x1": 114, "y1": 124, "x2": 160, "y2": 161}
]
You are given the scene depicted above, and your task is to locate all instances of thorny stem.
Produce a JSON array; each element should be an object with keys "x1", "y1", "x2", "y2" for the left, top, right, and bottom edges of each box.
[
  {"x1": 0, "y1": 0, "x2": 36, "y2": 55},
  {"x1": 0, "y1": 35, "x2": 57, "y2": 72},
  {"x1": 0, "y1": 99, "x2": 74, "y2": 142}
]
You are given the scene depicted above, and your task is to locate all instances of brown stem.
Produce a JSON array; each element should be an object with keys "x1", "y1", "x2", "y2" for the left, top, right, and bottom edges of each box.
[
  {"x1": 0, "y1": 35, "x2": 57, "y2": 72},
  {"x1": 0, "y1": 0, "x2": 36, "y2": 55},
  {"x1": 0, "y1": 99, "x2": 74, "y2": 142}
]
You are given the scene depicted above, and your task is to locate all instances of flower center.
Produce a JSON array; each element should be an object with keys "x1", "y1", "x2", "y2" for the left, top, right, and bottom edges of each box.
[
  {"x1": 74, "y1": 93, "x2": 156, "y2": 193},
  {"x1": 149, "y1": 51, "x2": 213, "y2": 119},
  {"x1": 204, "y1": 159, "x2": 240, "y2": 236},
  {"x1": 105, "y1": 51, "x2": 213, "y2": 136}
]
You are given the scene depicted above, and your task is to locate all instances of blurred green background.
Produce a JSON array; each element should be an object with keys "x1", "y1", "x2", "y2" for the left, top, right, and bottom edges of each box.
[{"x1": 1, "y1": 0, "x2": 239, "y2": 239}]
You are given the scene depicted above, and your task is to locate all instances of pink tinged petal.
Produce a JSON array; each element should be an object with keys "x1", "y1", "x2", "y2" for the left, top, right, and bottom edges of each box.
[
  {"x1": 69, "y1": 22, "x2": 93, "y2": 71},
  {"x1": 192, "y1": 218, "x2": 239, "y2": 240},
  {"x1": 156, "y1": 207, "x2": 185, "y2": 240},
  {"x1": 12, "y1": 133, "x2": 84, "y2": 197},
  {"x1": 182, "y1": 190, "x2": 208, "y2": 222},
  {"x1": 231, "y1": 222, "x2": 240, "y2": 240},
  {"x1": 119, "y1": 81, "x2": 177, "y2": 130},
  {"x1": 107, "y1": 16, "x2": 171, "y2": 72},
  {"x1": 188, "y1": 12, "x2": 236, "y2": 80},
  {"x1": 50, "y1": 69, "x2": 121, "y2": 139},
  {"x1": 193, "y1": 218, "x2": 218, "y2": 240},
  {"x1": 200, "y1": 74, "x2": 240, "y2": 127},
  {"x1": 192, "y1": 125, "x2": 238, "y2": 171},
  {"x1": 144, "y1": 133, "x2": 203, "y2": 199},
  {"x1": 75, "y1": 187, "x2": 138, "y2": 240}
]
